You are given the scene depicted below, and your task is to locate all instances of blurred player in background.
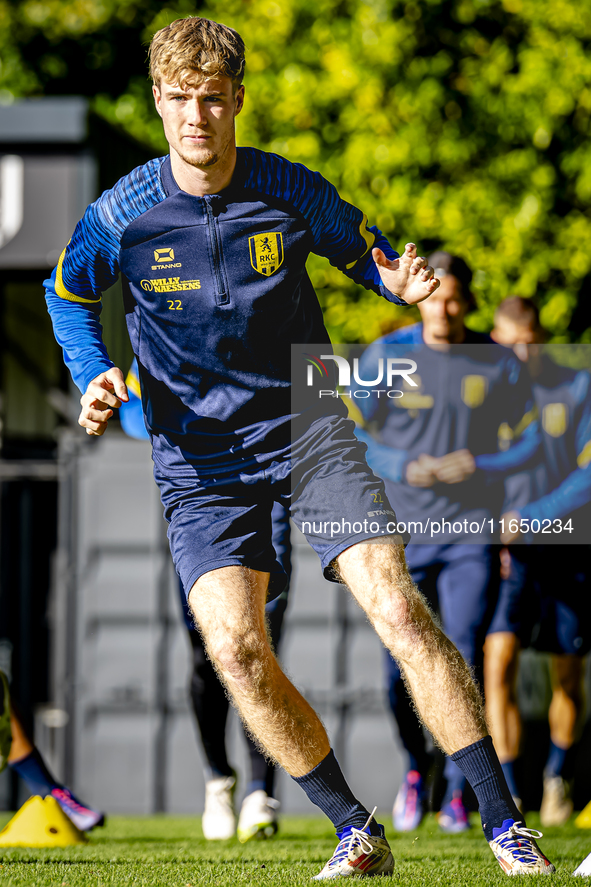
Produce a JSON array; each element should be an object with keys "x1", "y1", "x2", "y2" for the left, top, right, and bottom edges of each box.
[
  {"x1": 0, "y1": 671, "x2": 104, "y2": 831},
  {"x1": 357, "y1": 253, "x2": 538, "y2": 833},
  {"x1": 121, "y1": 361, "x2": 290, "y2": 842},
  {"x1": 486, "y1": 296, "x2": 591, "y2": 825}
]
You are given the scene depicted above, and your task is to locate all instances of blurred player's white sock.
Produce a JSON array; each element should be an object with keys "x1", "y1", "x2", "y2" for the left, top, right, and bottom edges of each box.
[{"x1": 202, "y1": 774, "x2": 236, "y2": 840}]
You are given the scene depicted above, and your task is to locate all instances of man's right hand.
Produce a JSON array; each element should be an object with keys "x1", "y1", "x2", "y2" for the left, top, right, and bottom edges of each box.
[{"x1": 79, "y1": 368, "x2": 128, "y2": 436}]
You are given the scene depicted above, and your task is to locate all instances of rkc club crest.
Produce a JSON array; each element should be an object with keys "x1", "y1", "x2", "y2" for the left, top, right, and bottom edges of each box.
[
  {"x1": 543, "y1": 402, "x2": 568, "y2": 438},
  {"x1": 461, "y1": 374, "x2": 488, "y2": 408},
  {"x1": 249, "y1": 232, "x2": 284, "y2": 276}
]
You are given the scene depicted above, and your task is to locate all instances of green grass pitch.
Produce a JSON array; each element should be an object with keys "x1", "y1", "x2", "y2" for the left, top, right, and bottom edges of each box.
[{"x1": 0, "y1": 811, "x2": 588, "y2": 885}]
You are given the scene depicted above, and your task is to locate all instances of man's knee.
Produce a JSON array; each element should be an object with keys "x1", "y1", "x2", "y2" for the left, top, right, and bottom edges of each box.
[
  {"x1": 374, "y1": 589, "x2": 419, "y2": 632},
  {"x1": 484, "y1": 632, "x2": 520, "y2": 686},
  {"x1": 208, "y1": 629, "x2": 269, "y2": 686},
  {"x1": 188, "y1": 585, "x2": 268, "y2": 683}
]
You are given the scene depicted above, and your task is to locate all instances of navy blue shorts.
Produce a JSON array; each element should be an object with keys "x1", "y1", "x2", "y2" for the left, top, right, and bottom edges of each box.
[
  {"x1": 155, "y1": 413, "x2": 407, "y2": 596},
  {"x1": 487, "y1": 545, "x2": 591, "y2": 655}
]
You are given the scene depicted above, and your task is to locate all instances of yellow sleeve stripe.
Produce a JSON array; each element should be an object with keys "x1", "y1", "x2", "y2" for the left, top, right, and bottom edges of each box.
[
  {"x1": 55, "y1": 245, "x2": 102, "y2": 304},
  {"x1": 126, "y1": 371, "x2": 142, "y2": 399},
  {"x1": 577, "y1": 440, "x2": 591, "y2": 468},
  {"x1": 345, "y1": 213, "x2": 376, "y2": 270},
  {"x1": 513, "y1": 406, "x2": 538, "y2": 439}
]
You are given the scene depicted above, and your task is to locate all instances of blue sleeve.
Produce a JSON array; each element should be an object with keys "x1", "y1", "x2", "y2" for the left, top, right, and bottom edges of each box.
[
  {"x1": 355, "y1": 427, "x2": 408, "y2": 483},
  {"x1": 519, "y1": 466, "x2": 591, "y2": 522},
  {"x1": 347, "y1": 227, "x2": 409, "y2": 307},
  {"x1": 45, "y1": 158, "x2": 166, "y2": 393},
  {"x1": 45, "y1": 268, "x2": 115, "y2": 394},
  {"x1": 474, "y1": 421, "x2": 540, "y2": 475}
]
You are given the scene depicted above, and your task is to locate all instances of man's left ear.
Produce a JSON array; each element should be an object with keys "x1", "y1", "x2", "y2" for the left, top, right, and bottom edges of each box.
[
  {"x1": 152, "y1": 84, "x2": 162, "y2": 118},
  {"x1": 235, "y1": 85, "x2": 245, "y2": 116}
]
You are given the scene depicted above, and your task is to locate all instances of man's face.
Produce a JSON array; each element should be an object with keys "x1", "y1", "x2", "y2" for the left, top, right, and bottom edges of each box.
[
  {"x1": 153, "y1": 74, "x2": 244, "y2": 171},
  {"x1": 418, "y1": 274, "x2": 469, "y2": 343},
  {"x1": 491, "y1": 316, "x2": 543, "y2": 362}
]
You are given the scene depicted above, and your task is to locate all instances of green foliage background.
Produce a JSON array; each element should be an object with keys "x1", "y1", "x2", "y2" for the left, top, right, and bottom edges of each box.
[{"x1": 2, "y1": 0, "x2": 591, "y2": 342}]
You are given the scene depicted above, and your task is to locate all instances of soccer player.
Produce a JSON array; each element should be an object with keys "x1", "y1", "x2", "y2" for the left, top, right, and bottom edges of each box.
[
  {"x1": 356, "y1": 253, "x2": 538, "y2": 834},
  {"x1": 0, "y1": 672, "x2": 104, "y2": 831},
  {"x1": 45, "y1": 18, "x2": 554, "y2": 876},
  {"x1": 486, "y1": 296, "x2": 591, "y2": 825},
  {"x1": 121, "y1": 362, "x2": 289, "y2": 842}
]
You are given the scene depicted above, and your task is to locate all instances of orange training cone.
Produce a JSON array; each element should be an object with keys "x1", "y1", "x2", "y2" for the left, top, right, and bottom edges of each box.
[{"x1": 0, "y1": 795, "x2": 88, "y2": 846}]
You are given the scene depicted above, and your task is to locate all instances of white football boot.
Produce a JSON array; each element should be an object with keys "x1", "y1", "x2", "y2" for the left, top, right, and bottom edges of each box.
[
  {"x1": 488, "y1": 819, "x2": 555, "y2": 875},
  {"x1": 574, "y1": 850, "x2": 591, "y2": 876},
  {"x1": 237, "y1": 790, "x2": 280, "y2": 842},
  {"x1": 313, "y1": 808, "x2": 394, "y2": 880},
  {"x1": 540, "y1": 775, "x2": 573, "y2": 826},
  {"x1": 202, "y1": 774, "x2": 236, "y2": 840}
]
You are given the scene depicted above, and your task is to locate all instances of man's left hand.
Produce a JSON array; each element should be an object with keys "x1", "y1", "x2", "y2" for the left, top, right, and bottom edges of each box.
[
  {"x1": 373, "y1": 243, "x2": 439, "y2": 305},
  {"x1": 434, "y1": 449, "x2": 476, "y2": 484}
]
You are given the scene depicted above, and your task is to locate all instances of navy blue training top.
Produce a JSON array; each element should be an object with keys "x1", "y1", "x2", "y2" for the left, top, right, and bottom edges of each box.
[
  {"x1": 356, "y1": 323, "x2": 538, "y2": 540},
  {"x1": 517, "y1": 356, "x2": 591, "y2": 534},
  {"x1": 45, "y1": 149, "x2": 406, "y2": 475}
]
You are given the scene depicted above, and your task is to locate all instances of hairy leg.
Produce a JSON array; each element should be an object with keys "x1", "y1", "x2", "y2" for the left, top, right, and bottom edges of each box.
[
  {"x1": 188, "y1": 566, "x2": 330, "y2": 777},
  {"x1": 548, "y1": 654, "x2": 583, "y2": 749},
  {"x1": 337, "y1": 541, "x2": 487, "y2": 754},
  {"x1": 483, "y1": 632, "x2": 522, "y2": 762}
]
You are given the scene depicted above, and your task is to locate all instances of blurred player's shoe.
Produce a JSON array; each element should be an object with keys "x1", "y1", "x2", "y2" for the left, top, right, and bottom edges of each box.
[
  {"x1": 0, "y1": 671, "x2": 11, "y2": 772},
  {"x1": 540, "y1": 775, "x2": 573, "y2": 826},
  {"x1": 51, "y1": 787, "x2": 105, "y2": 831},
  {"x1": 438, "y1": 791, "x2": 471, "y2": 833},
  {"x1": 237, "y1": 790, "x2": 279, "y2": 842},
  {"x1": 202, "y1": 774, "x2": 236, "y2": 840},
  {"x1": 313, "y1": 808, "x2": 394, "y2": 880},
  {"x1": 392, "y1": 770, "x2": 427, "y2": 831},
  {"x1": 488, "y1": 819, "x2": 555, "y2": 875}
]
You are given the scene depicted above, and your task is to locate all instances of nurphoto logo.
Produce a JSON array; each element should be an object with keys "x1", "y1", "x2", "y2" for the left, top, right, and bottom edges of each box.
[{"x1": 304, "y1": 352, "x2": 418, "y2": 400}]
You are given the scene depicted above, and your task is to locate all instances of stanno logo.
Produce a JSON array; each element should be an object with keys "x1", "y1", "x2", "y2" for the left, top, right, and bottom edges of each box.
[
  {"x1": 249, "y1": 233, "x2": 284, "y2": 276},
  {"x1": 141, "y1": 277, "x2": 201, "y2": 293},
  {"x1": 152, "y1": 247, "x2": 182, "y2": 270},
  {"x1": 155, "y1": 247, "x2": 174, "y2": 262}
]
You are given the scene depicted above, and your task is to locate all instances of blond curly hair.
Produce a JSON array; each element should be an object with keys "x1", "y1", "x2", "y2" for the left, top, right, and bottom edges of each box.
[{"x1": 149, "y1": 17, "x2": 245, "y2": 89}]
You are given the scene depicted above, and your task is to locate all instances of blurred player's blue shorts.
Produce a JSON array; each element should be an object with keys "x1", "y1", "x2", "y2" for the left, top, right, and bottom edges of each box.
[
  {"x1": 155, "y1": 413, "x2": 407, "y2": 596},
  {"x1": 487, "y1": 545, "x2": 591, "y2": 655}
]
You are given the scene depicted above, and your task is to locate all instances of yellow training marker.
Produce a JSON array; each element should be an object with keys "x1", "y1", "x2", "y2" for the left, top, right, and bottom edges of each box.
[
  {"x1": 576, "y1": 800, "x2": 591, "y2": 829},
  {"x1": 0, "y1": 795, "x2": 88, "y2": 846}
]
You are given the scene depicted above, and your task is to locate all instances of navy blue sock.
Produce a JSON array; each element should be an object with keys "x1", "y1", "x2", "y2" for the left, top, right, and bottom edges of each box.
[
  {"x1": 293, "y1": 749, "x2": 381, "y2": 837},
  {"x1": 451, "y1": 736, "x2": 521, "y2": 840},
  {"x1": 545, "y1": 740, "x2": 574, "y2": 780},
  {"x1": 501, "y1": 760, "x2": 520, "y2": 799},
  {"x1": 9, "y1": 749, "x2": 59, "y2": 797}
]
